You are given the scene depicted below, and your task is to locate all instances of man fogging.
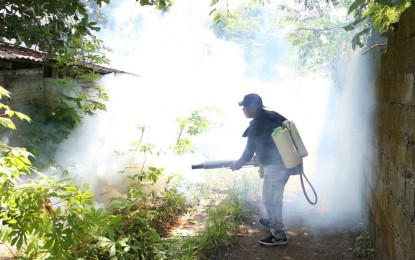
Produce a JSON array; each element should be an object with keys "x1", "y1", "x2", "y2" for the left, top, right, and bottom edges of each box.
[
  {"x1": 228, "y1": 93, "x2": 291, "y2": 246},
  {"x1": 192, "y1": 93, "x2": 317, "y2": 246}
]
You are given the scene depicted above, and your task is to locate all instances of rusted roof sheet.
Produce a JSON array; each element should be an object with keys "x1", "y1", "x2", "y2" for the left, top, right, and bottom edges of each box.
[
  {"x1": 0, "y1": 42, "x2": 51, "y2": 63},
  {"x1": 0, "y1": 42, "x2": 130, "y2": 75}
]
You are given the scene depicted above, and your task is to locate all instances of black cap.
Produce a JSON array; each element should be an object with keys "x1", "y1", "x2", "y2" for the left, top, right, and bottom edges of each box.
[{"x1": 238, "y1": 93, "x2": 265, "y2": 108}]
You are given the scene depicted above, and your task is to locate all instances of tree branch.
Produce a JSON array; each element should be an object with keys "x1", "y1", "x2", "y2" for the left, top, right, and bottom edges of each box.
[
  {"x1": 297, "y1": 26, "x2": 338, "y2": 32},
  {"x1": 361, "y1": 43, "x2": 387, "y2": 55}
]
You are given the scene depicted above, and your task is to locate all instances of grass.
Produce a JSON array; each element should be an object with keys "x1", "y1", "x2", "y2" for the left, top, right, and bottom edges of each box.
[{"x1": 162, "y1": 168, "x2": 261, "y2": 259}]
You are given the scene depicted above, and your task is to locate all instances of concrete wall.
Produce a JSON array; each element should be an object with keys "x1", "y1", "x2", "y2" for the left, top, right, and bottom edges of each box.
[
  {"x1": 366, "y1": 6, "x2": 415, "y2": 260},
  {"x1": 0, "y1": 67, "x2": 95, "y2": 137},
  {"x1": 0, "y1": 68, "x2": 48, "y2": 135},
  {"x1": 0, "y1": 68, "x2": 46, "y2": 109}
]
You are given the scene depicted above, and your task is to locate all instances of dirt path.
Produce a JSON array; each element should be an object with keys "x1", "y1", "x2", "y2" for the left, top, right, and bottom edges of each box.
[
  {"x1": 212, "y1": 215, "x2": 365, "y2": 260},
  {"x1": 211, "y1": 180, "x2": 370, "y2": 260}
]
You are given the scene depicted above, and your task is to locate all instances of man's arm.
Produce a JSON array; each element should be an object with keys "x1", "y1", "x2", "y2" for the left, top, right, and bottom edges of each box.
[{"x1": 230, "y1": 137, "x2": 256, "y2": 170}]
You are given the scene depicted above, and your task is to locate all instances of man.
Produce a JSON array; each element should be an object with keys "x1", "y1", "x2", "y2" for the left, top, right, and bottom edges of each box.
[{"x1": 230, "y1": 93, "x2": 290, "y2": 246}]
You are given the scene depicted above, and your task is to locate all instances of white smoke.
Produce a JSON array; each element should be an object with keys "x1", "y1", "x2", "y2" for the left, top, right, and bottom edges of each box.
[
  {"x1": 300, "y1": 51, "x2": 375, "y2": 228},
  {"x1": 53, "y1": 0, "x2": 373, "y2": 230}
]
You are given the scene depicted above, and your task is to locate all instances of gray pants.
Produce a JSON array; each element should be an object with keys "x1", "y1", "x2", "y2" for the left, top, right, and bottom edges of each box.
[{"x1": 262, "y1": 164, "x2": 290, "y2": 239}]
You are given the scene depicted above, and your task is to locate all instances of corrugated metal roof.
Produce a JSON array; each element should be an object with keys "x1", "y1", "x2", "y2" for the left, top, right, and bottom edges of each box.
[
  {"x1": 0, "y1": 42, "x2": 131, "y2": 75},
  {"x1": 0, "y1": 42, "x2": 51, "y2": 63}
]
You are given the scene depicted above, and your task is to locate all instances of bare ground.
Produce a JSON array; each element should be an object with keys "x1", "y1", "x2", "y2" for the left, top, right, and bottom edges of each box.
[
  {"x1": 207, "y1": 178, "x2": 372, "y2": 260},
  {"x1": 210, "y1": 210, "x2": 367, "y2": 260}
]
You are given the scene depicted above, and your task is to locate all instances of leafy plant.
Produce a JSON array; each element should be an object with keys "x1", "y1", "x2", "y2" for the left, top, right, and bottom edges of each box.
[
  {"x1": 0, "y1": 87, "x2": 31, "y2": 129},
  {"x1": 100, "y1": 175, "x2": 188, "y2": 259},
  {"x1": 168, "y1": 187, "x2": 249, "y2": 259},
  {"x1": 71, "y1": 127, "x2": 188, "y2": 259},
  {"x1": 344, "y1": 0, "x2": 411, "y2": 49},
  {"x1": 162, "y1": 169, "x2": 256, "y2": 260},
  {"x1": 277, "y1": 0, "x2": 357, "y2": 76},
  {"x1": 15, "y1": 35, "x2": 110, "y2": 164},
  {"x1": 173, "y1": 109, "x2": 214, "y2": 155},
  {"x1": 1, "y1": 177, "x2": 111, "y2": 259},
  {"x1": 0, "y1": 0, "x2": 110, "y2": 52},
  {"x1": 0, "y1": 89, "x2": 111, "y2": 259},
  {"x1": 0, "y1": 95, "x2": 254, "y2": 259},
  {"x1": 210, "y1": 3, "x2": 290, "y2": 80},
  {"x1": 0, "y1": 92, "x2": 192, "y2": 259},
  {"x1": 353, "y1": 231, "x2": 376, "y2": 257},
  {"x1": 197, "y1": 195, "x2": 248, "y2": 254}
]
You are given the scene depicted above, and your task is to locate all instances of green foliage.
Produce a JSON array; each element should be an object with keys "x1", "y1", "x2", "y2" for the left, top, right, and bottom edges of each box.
[
  {"x1": 0, "y1": 95, "x2": 110, "y2": 259},
  {"x1": 275, "y1": 0, "x2": 359, "y2": 76},
  {"x1": 365, "y1": 1, "x2": 411, "y2": 33},
  {"x1": 16, "y1": 36, "x2": 109, "y2": 162},
  {"x1": 210, "y1": 0, "x2": 411, "y2": 77},
  {"x1": 97, "y1": 168, "x2": 188, "y2": 259},
  {"x1": 137, "y1": 0, "x2": 174, "y2": 11},
  {"x1": 211, "y1": 7, "x2": 260, "y2": 41},
  {"x1": 0, "y1": 0, "x2": 109, "y2": 52},
  {"x1": 1, "y1": 0, "x2": 110, "y2": 163},
  {"x1": 209, "y1": 0, "x2": 361, "y2": 78},
  {"x1": 1, "y1": 93, "x2": 250, "y2": 259},
  {"x1": 210, "y1": 3, "x2": 288, "y2": 80},
  {"x1": 173, "y1": 109, "x2": 214, "y2": 155},
  {"x1": 0, "y1": 98, "x2": 190, "y2": 259},
  {"x1": 0, "y1": 87, "x2": 31, "y2": 130},
  {"x1": 0, "y1": 0, "x2": 172, "y2": 53},
  {"x1": 197, "y1": 195, "x2": 247, "y2": 254},
  {"x1": 345, "y1": 0, "x2": 412, "y2": 49},
  {"x1": 0, "y1": 143, "x2": 34, "y2": 200},
  {"x1": 1, "y1": 177, "x2": 110, "y2": 259},
  {"x1": 73, "y1": 134, "x2": 188, "y2": 259},
  {"x1": 353, "y1": 231, "x2": 376, "y2": 257},
  {"x1": 168, "y1": 188, "x2": 249, "y2": 259}
]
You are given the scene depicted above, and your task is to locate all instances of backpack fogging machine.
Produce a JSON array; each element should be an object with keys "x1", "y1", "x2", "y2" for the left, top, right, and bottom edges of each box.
[{"x1": 272, "y1": 120, "x2": 318, "y2": 205}]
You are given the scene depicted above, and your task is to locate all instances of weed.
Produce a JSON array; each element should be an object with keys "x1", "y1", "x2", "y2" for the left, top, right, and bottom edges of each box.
[
  {"x1": 354, "y1": 231, "x2": 376, "y2": 258},
  {"x1": 163, "y1": 168, "x2": 257, "y2": 260}
]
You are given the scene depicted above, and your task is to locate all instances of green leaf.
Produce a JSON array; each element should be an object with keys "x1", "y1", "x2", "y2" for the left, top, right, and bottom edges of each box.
[
  {"x1": 64, "y1": 186, "x2": 78, "y2": 193},
  {"x1": 26, "y1": 240, "x2": 37, "y2": 254},
  {"x1": 210, "y1": 0, "x2": 219, "y2": 7},
  {"x1": 44, "y1": 236, "x2": 55, "y2": 249},
  {"x1": 0, "y1": 227, "x2": 10, "y2": 241},
  {"x1": 140, "y1": 0, "x2": 152, "y2": 6},
  {"x1": 348, "y1": 0, "x2": 367, "y2": 15},
  {"x1": 214, "y1": 14, "x2": 222, "y2": 25},
  {"x1": 16, "y1": 235, "x2": 24, "y2": 250},
  {"x1": 109, "y1": 244, "x2": 116, "y2": 257},
  {"x1": 209, "y1": 8, "x2": 217, "y2": 17},
  {"x1": 118, "y1": 239, "x2": 128, "y2": 247},
  {"x1": 342, "y1": 17, "x2": 366, "y2": 31},
  {"x1": 14, "y1": 111, "x2": 31, "y2": 122},
  {"x1": 0, "y1": 118, "x2": 16, "y2": 130},
  {"x1": 0, "y1": 87, "x2": 11, "y2": 98}
]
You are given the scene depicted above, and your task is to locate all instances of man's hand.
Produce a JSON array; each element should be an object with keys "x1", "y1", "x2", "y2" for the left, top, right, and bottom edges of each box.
[{"x1": 229, "y1": 162, "x2": 239, "y2": 171}]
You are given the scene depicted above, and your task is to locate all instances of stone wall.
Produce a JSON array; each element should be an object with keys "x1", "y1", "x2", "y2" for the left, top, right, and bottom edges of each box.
[{"x1": 366, "y1": 5, "x2": 415, "y2": 260}]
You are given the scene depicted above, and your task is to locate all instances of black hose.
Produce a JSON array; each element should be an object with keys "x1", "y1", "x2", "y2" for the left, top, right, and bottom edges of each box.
[{"x1": 299, "y1": 161, "x2": 318, "y2": 205}]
